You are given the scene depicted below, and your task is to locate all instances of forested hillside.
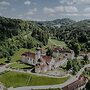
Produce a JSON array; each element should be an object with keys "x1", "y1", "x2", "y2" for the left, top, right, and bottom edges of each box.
[
  {"x1": 1, "y1": 16, "x2": 90, "y2": 59},
  {"x1": 52, "y1": 20, "x2": 90, "y2": 56},
  {"x1": 38, "y1": 18, "x2": 75, "y2": 27},
  {"x1": 37, "y1": 18, "x2": 90, "y2": 56},
  {"x1": 0, "y1": 16, "x2": 49, "y2": 59},
  {"x1": 0, "y1": 16, "x2": 28, "y2": 40}
]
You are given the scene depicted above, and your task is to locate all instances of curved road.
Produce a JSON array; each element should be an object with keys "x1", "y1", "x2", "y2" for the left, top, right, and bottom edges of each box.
[{"x1": 7, "y1": 64, "x2": 90, "y2": 90}]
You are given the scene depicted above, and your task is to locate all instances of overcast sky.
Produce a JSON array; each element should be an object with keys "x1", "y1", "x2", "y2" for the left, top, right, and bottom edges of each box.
[{"x1": 0, "y1": 0, "x2": 90, "y2": 21}]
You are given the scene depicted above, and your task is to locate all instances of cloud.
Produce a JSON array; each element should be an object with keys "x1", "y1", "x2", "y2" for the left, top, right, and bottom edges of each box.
[
  {"x1": 59, "y1": 0, "x2": 90, "y2": 5},
  {"x1": 24, "y1": 0, "x2": 31, "y2": 5},
  {"x1": 25, "y1": 8, "x2": 37, "y2": 15},
  {"x1": 11, "y1": 8, "x2": 16, "y2": 11},
  {"x1": 17, "y1": 8, "x2": 37, "y2": 19},
  {"x1": 0, "y1": 13, "x2": 2, "y2": 16},
  {"x1": 84, "y1": 8, "x2": 90, "y2": 12},
  {"x1": 44, "y1": 7, "x2": 56, "y2": 14},
  {"x1": 73, "y1": 0, "x2": 90, "y2": 4},
  {"x1": 59, "y1": 0, "x2": 76, "y2": 5},
  {"x1": 78, "y1": 0, "x2": 90, "y2": 4},
  {"x1": 65, "y1": 6, "x2": 78, "y2": 13},
  {"x1": 0, "y1": 1, "x2": 10, "y2": 6},
  {"x1": 44, "y1": 6, "x2": 64, "y2": 14},
  {"x1": 0, "y1": 7, "x2": 7, "y2": 10},
  {"x1": 83, "y1": 13, "x2": 90, "y2": 17},
  {"x1": 43, "y1": 6, "x2": 78, "y2": 14},
  {"x1": 17, "y1": 14, "x2": 23, "y2": 19},
  {"x1": 59, "y1": 0, "x2": 65, "y2": 4},
  {"x1": 64, "y1": 13, "x2": 80, "y2": 16}
]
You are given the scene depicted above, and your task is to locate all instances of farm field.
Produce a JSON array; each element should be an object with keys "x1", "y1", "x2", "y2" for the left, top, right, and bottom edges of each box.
[
  {"x1": 0, "y1": 71, "x2": 69, "y2": 88},
  {"x1": 47, "y1": 38, "x2": 67, "y2": 48}
]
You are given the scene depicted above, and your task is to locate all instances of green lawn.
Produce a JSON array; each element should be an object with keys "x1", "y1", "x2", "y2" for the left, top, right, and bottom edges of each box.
[
  {"x1": 47, "y1": 38, "x2": 67, "y2": 48},
  {"x1": 8, "y1": 62, "x2": 33, "y2": 69},
  {"x1": 0, "y1": 71, "x2": 69, "y2": 88}
]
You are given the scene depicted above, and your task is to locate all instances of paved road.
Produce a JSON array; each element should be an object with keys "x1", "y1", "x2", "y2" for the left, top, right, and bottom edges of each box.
[
  {"x1": 0, "y1": 63, "x2": 12, "y2": 73},
  {"x1": 7, "y1": 64, "x2": 90, "y2": 90}
]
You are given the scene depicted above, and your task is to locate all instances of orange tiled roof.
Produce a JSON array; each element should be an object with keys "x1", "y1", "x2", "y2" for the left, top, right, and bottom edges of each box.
[
  {"x1": 21, "y1": 52, "x2": 35, "y2": 59},
  {"x1": 52, "y1": 48, "x2": 72, "y2": 53},
  {"x1": 41, "y1": 55, "x2": 52, "y2": 63},
  {"x1": 62, "y1": 76, "x2": 87, "y2": 90}
]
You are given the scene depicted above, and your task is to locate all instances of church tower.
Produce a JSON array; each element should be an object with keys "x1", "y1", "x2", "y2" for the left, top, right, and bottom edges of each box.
[{"x1": 35, "y1": 47, "x2": 41, "y2": 64}]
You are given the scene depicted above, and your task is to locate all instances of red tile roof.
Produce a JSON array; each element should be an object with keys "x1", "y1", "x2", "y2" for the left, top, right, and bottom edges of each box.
[
  {"x1": 62, "y1": 76, "x2": 87, "y2": 90},
  {"x1": 21, "y1": 52, "x2": 35, "y2": 59},
  {"x1": 40, "y1": 55, "x2": 52, "y2": 63},
  {"x1": 52, "y1": 48, "x2": 72, "y2": 53}
]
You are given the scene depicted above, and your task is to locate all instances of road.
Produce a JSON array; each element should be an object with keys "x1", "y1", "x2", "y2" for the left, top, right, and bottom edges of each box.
[
  {"x1": 0, "y1": 63, "x2": 13, "y2": 73},
  {"x1": 7, "y1": 64, "x2": 90, "y2": 90}
]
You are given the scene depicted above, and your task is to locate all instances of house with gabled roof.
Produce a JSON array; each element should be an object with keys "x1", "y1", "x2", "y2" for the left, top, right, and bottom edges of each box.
[
  {"x1": 52, "y1": 47, "x2": 74, "y2": 60},
  {"x1": 35, "y1": 55, "x2": 55, "y2": 73},
  {"x1": 21, "y1": 47, "x2": 74, "y2": 73},
  {"x1": 62, "y1": 75, "x2": 88, "y2": 90},
  {"x1": 21, "y1": 52, "x2": 35, "y2": 65},
  {"x1": 21, "y1": 47, "x2": 42, "y2": 65}
]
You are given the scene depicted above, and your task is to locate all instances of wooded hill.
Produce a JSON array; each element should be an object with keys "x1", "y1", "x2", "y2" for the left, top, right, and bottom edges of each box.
[
  {"x1": 0, "y1": 16, "x2": 49, "y2": 58},
  {"x1": 0, "y1": 16, "x2": 90, "y2": 59},
  {"x1": 37, "y1": 18, "x2": 90, "y2": 56}
]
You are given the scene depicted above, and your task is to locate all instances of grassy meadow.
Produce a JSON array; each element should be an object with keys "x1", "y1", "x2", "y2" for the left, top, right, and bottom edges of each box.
[{"x1": 0, "y1": 71, "x2": 69, "y2": 88}]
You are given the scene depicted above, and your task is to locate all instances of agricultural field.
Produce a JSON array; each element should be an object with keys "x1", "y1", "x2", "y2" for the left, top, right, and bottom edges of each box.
[
  {"x1": 47, "y1": 38, "x2": 67, "y2": 48},
  {"x1": 0, "y1": 71, "x2": 69, "y2": 88}
]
